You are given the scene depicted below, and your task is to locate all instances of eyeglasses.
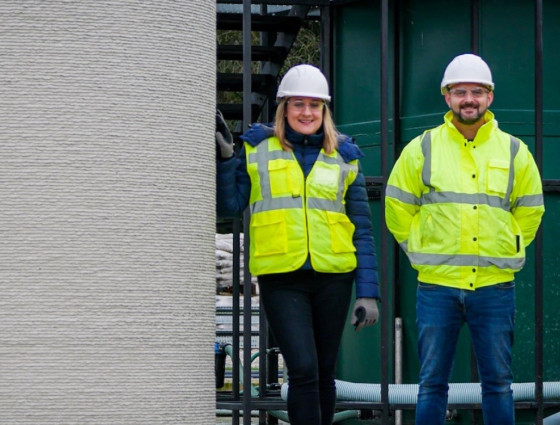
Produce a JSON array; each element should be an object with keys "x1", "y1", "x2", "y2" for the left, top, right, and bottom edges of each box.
[
  {"x1": 287, "y1": 100, "x2": 325, "y2": 111},
  {"x1": 448, "y1": 87, "x2": 490, "y2": 98}
]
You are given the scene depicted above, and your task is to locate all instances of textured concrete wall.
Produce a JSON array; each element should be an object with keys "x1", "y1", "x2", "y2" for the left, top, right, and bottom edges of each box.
[{"x1": 0, "y1": 2, "x2": 216, "y2": 424}]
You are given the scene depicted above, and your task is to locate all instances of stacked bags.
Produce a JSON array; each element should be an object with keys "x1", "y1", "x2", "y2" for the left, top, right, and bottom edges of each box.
[{"x1": 215, "y1": 233, "x2": 258, "y2": 293}]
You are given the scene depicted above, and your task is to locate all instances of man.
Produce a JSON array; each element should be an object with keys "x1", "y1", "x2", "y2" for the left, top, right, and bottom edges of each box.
[{"x1": 385, "y1": 53, "x2": 545, "y2": 425}]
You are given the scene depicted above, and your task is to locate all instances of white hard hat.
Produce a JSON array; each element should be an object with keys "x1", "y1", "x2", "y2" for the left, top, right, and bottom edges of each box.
[
  {"x1": 276, "y1": 64, "x2": 331, "y2": 102},
  {"x1": 440, "y1": 54, "x2": 494, "y2": 94}
]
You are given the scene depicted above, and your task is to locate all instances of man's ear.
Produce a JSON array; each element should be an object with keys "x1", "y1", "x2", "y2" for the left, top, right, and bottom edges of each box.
[
  {"x1": 444, "y1": 92, "x2": 452, "y2": 108},
  {"x1": 487, "y1": 91, "x2": 494, "y2": 107}
]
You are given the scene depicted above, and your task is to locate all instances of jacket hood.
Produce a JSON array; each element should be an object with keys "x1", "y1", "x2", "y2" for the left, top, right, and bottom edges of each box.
[
  {"x1": 240, "y1": 122, "x2": 364, "y2": 162},
  {"x1": 239, "y1": 123, "x2": 275, "y2": 146},
  {"x1": 337, "y1": 134, "x2": 364, "y2": 162}
]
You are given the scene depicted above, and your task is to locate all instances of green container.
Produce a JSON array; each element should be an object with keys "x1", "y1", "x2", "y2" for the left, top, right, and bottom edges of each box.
[{"x1": 333, "y1": 1, "x2": 560, "y2": 423}]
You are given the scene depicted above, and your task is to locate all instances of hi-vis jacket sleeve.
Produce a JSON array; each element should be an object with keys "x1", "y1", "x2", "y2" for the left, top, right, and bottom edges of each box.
[
  {"x1": 384, "y1": 136, "x2": 425, "y2": 245},
  {"x1": 511, "y1": 143, "x2": 545, "y2": 247}
]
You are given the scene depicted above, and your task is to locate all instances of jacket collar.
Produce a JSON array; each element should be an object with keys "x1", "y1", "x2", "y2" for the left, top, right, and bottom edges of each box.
[
  {"x1": 444, "y1": 110, "x2": 497, "y2": 144},
  {"x1": 285, "y1": 123, "x2": 324, "y2": 147}
]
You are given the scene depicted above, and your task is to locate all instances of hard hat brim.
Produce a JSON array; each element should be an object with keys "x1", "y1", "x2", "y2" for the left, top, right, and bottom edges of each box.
[
  {"x1": 441, "y1": 80, "x2": 495, "y2": 95},
  {"x1": 276, "y1": 91, "x2": 331, "y2": 102}
]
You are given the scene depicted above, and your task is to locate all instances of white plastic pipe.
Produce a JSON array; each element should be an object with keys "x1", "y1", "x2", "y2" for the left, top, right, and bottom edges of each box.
[
  {"x1": 544, "y1": 412, "x2": 560, "y2": 425},
  {"x1": 281, "y1": 380, "x2": 560, "y2": 405}
]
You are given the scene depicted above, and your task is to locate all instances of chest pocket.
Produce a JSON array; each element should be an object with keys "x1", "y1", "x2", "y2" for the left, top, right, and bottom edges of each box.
[
  {"x1": 268, "y1": 159, "x2": 301, "y2": 197},
  {"x1": 308, "y1": 163, "x2": 340, "y2": 200},
  {"x1": 487, "y1": 159, "x2": 510, "y2": 195}
]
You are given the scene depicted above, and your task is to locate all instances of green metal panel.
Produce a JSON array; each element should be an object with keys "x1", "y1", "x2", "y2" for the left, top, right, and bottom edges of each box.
[
  {"x1": 337, "y1": 198, "x2": 385, "y2": 383},
  {"x1": 332, "y1": 1, "x2": 383, "y2": 178},
  {"x1": 333, "y1": 0, "x2": 560, "y2": 423}
]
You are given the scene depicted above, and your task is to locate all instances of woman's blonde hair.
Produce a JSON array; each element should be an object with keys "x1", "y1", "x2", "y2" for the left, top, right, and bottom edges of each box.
[{"x1": 273, "y1": 98, "x2": 339, "y2": 154}]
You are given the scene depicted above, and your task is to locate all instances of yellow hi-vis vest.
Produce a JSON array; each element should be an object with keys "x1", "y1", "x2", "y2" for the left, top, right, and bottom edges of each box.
[{"x1": 245, "y1": 136, "x2": 359, "y2": 276}]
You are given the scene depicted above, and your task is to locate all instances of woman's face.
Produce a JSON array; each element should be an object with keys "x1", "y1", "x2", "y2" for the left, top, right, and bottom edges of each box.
[{"x1": 285, "y1": 97, "x2": 324, "y2": 135}]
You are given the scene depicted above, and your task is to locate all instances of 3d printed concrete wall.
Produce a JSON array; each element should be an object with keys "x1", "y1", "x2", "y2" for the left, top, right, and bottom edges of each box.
[{"x1": 0, "y1": 2, "x2": 216, "y2": 424}]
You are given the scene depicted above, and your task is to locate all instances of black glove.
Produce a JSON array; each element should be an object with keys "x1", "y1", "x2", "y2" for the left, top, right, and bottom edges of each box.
[
  {"x1": 351, "y1": 298, "x2": 379, "y2": 331},
  {"x1": 215, "y1": 110, "x2": 234, "y2": 159}
]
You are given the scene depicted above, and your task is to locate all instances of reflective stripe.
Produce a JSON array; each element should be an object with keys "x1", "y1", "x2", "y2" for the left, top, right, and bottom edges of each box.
[
  {"x1": 400, "y1": 240, "x2": 526, "y2": 270},
  {"x1": 316, "y1": 151, "x2": 357, "y2": 207},
  {"x1": 514, "y1": 193, "x2": 545, "y2": 208},
  {"x1": 421, "y1": 131, "x2": 432, "y2": 188},
  {"x1": 406, "y1": 250, "x2": 525, "y2": 270},
  {"x1": 418, "y1": 131, "x2": 520, "y2": 212},
  {"x1": 247, "y1": 149, "x2": 293, "y2": 163},
  {"x1": 319, "y1": 154, "x2": 345, "y2": 166},
  {"x1": 308, "y1": 197, "x2": 346, "y2": 213},
  {"x1": 250, "y1": 196, "x2": 346, "y2": 214},
  {"x1": 246, "y1": 141, "x2": 353, "y2": 215},
  {"x1": 386, "y1": 184, "x2": 421, "y2": 205},
  {"x1": 247, "y1": 145, "x2": 295, "y2": 199},
  {"x1": 422, "y1": 191, "x2": 509, "y2": 211},
  {"x1": 387, "y1": 184, "x2": 511, "y2": 211},
  {"x1": 505, "y1": 136, "x2": 520, "y2": 206},
  {"x1": 251, "y1": 197, "x2": 302, "y2": 214},
  {"x1": 386, "y1": 185, "x2": 516, "y2": 211}
]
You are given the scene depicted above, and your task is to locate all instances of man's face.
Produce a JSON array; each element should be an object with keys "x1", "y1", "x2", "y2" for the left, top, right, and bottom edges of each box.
[{"x1": 444, "y1": 83, "x2": 494, "y2": 125}]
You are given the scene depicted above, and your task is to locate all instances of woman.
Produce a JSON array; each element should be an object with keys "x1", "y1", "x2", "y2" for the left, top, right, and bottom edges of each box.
[{"x1": 215, "y1": 64, "x2": 379, "y2": 425}]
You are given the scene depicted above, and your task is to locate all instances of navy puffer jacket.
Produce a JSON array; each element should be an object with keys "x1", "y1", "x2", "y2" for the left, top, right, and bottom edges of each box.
[{"x1": 217, "y1": 123, "x2": 379, "y2": 299}]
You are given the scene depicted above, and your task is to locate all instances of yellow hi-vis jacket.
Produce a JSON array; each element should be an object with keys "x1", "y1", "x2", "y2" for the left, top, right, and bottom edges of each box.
[
  {"x1": 245, "y1": 136, "x2": 359, "y2": 276},
  {"x1": 385, "y1": 110, "x2": 545, "y2": 290}
]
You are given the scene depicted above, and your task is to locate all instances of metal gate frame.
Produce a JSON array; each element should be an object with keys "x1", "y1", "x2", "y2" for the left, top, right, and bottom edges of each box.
[{"x1": 217, "y1": 1, "x2": 555, "y2": 424}]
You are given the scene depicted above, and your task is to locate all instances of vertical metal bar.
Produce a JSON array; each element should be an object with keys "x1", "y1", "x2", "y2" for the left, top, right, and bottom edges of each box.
[
  {"x1": 379, "y1": 0, "x2": 390, "y2": 423},
  {"x1": 534, "y1": 1, "x2": 544, "y2": 423},
  {"x1": 242, "y1": 0, "x2": 252, "y2": 131},
  {"x1": 232, "y1": 220, "x2": 241, "y2": 425},
  {"x1": 258, "y1": 9, "x2": 268, "y2": 425},
  {"x1": 391, "y1": 0, "x2": 402, "y2": 330},
  {"x1": 242, "y1": 2, "x2": 252, "y2": 424},
  {"x1": 391, "y1": 5, "x2": 403, "y2": 422},
  {"x1": 320, "y1": 5, "x2": 333, "y2": 113},
  {"x1": 242, "y1": 214, "x2": 252, "y2": 425},
  {"x1": 469, "y1": 345, "x2": 479, "y2": 424},
  {"x1": 240, "y1": 212, "x2": 252, "y2": 425},
  {"x1": 469, "y1": 3, "x2": 480, "y2": 421},
  {"x1": 259, "y1": 4, "x2": 272, "y2": 125},
  {"x1": 470, "y1": 0, "x2": 479, "y2": 53}
]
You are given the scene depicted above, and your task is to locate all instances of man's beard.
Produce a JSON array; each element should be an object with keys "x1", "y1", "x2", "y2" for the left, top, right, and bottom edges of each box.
[{"x1": 453, "y1": 102, "x2": 486, "y2": 125}]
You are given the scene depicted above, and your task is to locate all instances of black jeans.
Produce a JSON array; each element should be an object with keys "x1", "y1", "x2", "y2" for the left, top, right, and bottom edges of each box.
[{"x1": 258, "y1": 269, "x2": 354, "y2": 425}]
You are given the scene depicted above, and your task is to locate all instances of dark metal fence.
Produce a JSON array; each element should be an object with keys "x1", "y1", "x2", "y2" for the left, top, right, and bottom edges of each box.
[{"x1": 215, "y1": 1, "x2": 557, "y2": 424}]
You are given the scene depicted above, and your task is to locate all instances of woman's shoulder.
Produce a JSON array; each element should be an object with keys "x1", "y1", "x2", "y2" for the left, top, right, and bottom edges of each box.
[
  {"x1": 336, "y1": 134, "x2": 364, "y2": 162},
  {"x1": 239, "y1": 123, "x2": 275, "y2": 147}
]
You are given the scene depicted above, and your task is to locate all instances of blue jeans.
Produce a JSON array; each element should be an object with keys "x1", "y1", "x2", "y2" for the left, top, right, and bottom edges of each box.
[
  {"x1": 258, "y1": 270, "x2": 354, "y2": 425},
  {"x1": 415, "y1": 282, "x2": 515, "y2": 425}
]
